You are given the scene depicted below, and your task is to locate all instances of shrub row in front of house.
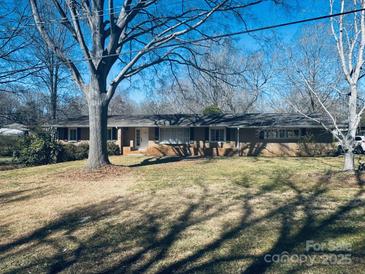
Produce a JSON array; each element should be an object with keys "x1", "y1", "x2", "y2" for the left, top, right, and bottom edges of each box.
[
  {"x1": 13, "y1": 131, "x2": 120, "y2": 166},
  {"x1": 59, "y1": 142, "x2": 120, "y2": 162}
]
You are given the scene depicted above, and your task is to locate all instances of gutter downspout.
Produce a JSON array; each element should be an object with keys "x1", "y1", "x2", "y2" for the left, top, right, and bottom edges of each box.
[{"x1": 236, "y1": 127, "x2": 240, "y2": 156}]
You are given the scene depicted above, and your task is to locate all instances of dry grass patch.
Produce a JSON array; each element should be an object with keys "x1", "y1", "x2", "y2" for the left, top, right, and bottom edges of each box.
[
  {"x1": 0, "y1": 156, "x2": 364, "y2": 273},
  {"x1": 58, "y1": 165, "x2": 133, "y2": 182}
]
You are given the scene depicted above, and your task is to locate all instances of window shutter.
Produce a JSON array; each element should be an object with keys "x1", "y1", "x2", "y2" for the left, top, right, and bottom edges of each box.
[
  {"x1": 155, "y1": 127, "x2": 160, "y2": 140},
  {"x1": 63, "y1": 128, "x2": 68, "y2": 139},
  {"x1": 205, "y1": 127, "x2": 209, "y2": 141},
  {"x1": 301, "y1": 128, "x2": 307, "y2": 136},
  {"x1": 259, "y1": 130, "x2": 264, "y2": 140},
  {"x1": 77, "y1": 128, "x2": 81, "y2": 141},
  {"x1": 226, "y1": 128, "x2": 231, "y2": 141},
  {"x1": 112, "y1": 128, "x2": 117, "y2": 140},
  {"x1": 190, "y1": 127, "x2": 194, "y2": 141}
]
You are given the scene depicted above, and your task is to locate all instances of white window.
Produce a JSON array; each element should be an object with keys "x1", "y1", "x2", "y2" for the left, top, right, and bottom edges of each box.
[
  {"x1": 68, "y1": 128, "x2": 77, "y2": 141},
  {"x1": 210, "y1": 128, "x2": 226, "y2": 142},
  {"x1": 263, "y1": 130, "x2": 277, "y2": 139},
  {"x1": 287, "y1": 129, "x2": 300, "y2": 138},
  {"x1": 260, "y1": 129, "x2": 301, "y2": 140},
  {"x1": 107, "y1": 128, "x2": 115, "y2": 140},
  {"x1": 159, "y1": 127, "x2": 190, "y2": 144},
  {"x1": 136, "y1": 128, "x2": 141, "y2": 146}
]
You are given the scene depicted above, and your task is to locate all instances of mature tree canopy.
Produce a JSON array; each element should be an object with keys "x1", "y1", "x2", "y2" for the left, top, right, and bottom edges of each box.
[{"x1": 29, "y1": 0, "x2": 270, "y2": 169}]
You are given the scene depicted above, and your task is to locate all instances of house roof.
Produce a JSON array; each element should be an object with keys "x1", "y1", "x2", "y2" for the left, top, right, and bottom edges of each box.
[
  {"x1": 50, "y1": 113, "x2": 340, "y2": 129},
  {"x1": 2, "y1": 123, "x2": 29, "y2": 131},
  {"x1": 0, "y1": 128, "x2": 27, "y2": 136}
]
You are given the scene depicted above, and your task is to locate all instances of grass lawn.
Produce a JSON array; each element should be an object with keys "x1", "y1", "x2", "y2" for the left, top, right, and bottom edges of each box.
[
  {"x1": 0, "y1": 157, "x2": 12, "y2": 163},
  {"x1": 0, "y1": 156, "x2": 364, "y2": 273},
  {"x1": 0, "y1": 157, "x2": 22, "y2": 171}
]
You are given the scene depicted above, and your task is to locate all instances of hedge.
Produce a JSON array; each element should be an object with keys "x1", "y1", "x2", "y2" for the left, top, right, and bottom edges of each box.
[
  {"x1": 0, "y1": 136, "x2": 20, "y2": 157},
  {"x1": 14, "y1": 130, "x2": 121, "y2": 166}
]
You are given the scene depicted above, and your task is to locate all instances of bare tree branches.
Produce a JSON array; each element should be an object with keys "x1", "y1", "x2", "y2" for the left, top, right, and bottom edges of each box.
[
  {"x1": 29, "y1": 0, "x2": 262, "y2": 168},
  {"x1": 0, "y1": 3, "x2": 41, "y2": 87},
  {"x1": 273, "y1": 24, "x2": 343, "y2": 115},
  {"x1": 157, "y1": 40, "x2": 270, "y2": 114},
  {"x1": 280, "y1": 0, "x2": 365, "y2": 170},
  {"x1": 328, "y1": 0, "x2": 365, "y2": 170},
  {"x1": 29, "y1": 0, "x2": 85, "y2": 89}
]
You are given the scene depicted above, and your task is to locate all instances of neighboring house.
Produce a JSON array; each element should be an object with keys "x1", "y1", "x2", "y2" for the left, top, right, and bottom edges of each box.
[
  {"x1": 0, "y1": 123, "x2": 29, "y2": 136},
  {"x1": 50, "y1": 113, "x2": 338, "y2": 157}
]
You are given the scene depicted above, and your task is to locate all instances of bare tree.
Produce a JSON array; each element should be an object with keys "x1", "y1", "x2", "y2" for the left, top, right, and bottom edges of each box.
[
  {"x1": 58, "y1": 93, "x2": 88, "y2": 118},
  {"x1": 274, "y1": 24, "x2": 343, "y2": 114},
  {"x1": 0, "y1": 3, "x2": 40, "y2": 90},
  {"x1": 163, "y1": 41, "x2": 270, "y2": 114},
  {"x1": 136, "y1": 98, "x2": 176, "y2": 114},
  {"x1": 109, "y1": 92, "x2": 135, "y2": 115},
  {"x1": 29, "y1": 0, "x2": 266, "y2": 169},
  {"x1": 0, "y1": 89, "x2": 47, "y2": 125},
  {"x1": 31, "y1": 27, "x2": 70, "y2": 120},
  {"x1": 286, "y1": 0, "x2": 365, "y2": 171},
  {"x1": 0, "y1": 92, "x2": 18, "y2": 125},
  {"x1": 272, "y1": 23, "x2": 347, "y2": 119},
  {"x1": 235, "y1": 51, "x2": 271, "y2": 112},
  {"x1": 330, "y1": 0, "x2": 365, "y2": 170}
]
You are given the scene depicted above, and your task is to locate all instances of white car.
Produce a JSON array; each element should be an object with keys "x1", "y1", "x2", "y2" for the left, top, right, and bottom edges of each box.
[
  {"x1": 354, "y1": 136, "x2": 365, "y2": 153},
  {"x1": 336, "y1": 136, "x2": 365, "y2": 154}
]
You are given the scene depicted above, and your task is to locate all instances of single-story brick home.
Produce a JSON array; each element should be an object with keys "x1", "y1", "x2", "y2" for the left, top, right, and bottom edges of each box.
[{"x1": 51, "y1": 113, "x2": 339, "y2": 157}]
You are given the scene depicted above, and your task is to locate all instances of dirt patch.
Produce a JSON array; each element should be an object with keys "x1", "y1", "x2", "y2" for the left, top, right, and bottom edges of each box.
[
  {"x1": 0, "y1": 163, "x2": 24, "y2": 171},
  {"x1": 57, "y1": 164, "x2": 133, "y2": 182}
]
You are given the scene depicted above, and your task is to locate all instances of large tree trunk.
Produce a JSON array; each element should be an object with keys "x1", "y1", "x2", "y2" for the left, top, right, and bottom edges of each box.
[
  {"x1": 344, "y1": 84, "x2": 358, "y2": 171},
  {"x1": 50, "y1": 87, "x2": 57, "y2": 120},
  {"x1": 50, "y1": 64, "x2": 59, "y2": 120},
  {"x1": 344, "y1": 150, "x2": 354, "y2": 171},
  {"x1": 87, "y1": 87, "x2": 110, "y2": 169}
]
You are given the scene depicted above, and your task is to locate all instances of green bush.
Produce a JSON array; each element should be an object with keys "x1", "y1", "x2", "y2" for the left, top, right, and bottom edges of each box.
[
  {"x1": 107, "y1": 141, "x2": 120, "y2": 155},
  {"x1": 0, "y1": 136, "x2": 19, "y2": 156},
  {"x1": 74, "y1": 143, "x2": 89, "y2": 159},
  {"x1": 15, "y1": 131, "x2": 61, "y2": 166},
  {"x1": 203, "y1": 105, "x2": 222, "y2": 115},
  {"x1": 58, "y1": 143, "x2": 77, "y2": 161},
  {"x1": 13, "y1": 130, "x2": 120, "y2": 165},
  {"x1": 59, "y1": 143, "x2": 89, "y2": 161},
  {"x1": 59, "y1": 142, "x2": 120, "y2": 162}
]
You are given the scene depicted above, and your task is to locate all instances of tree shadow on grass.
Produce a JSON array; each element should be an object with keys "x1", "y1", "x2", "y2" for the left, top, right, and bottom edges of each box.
[
  {"x1": 356, "y1": 171, "x2": 365, "y2": 186},
  {"x1": 0, "y1": 174, "x2": 364, "y2": 273},
  {"x1": 0, "y1": 194, "x2": 147, "y2": 273},
  {"x1": 0, "y1": 186, "x2": 50, "y2": 205},
  {"x1": 241, "y1": 176, "x2": 364, "y2": 274},
  {"x1": 127, "y1": 156, "x2": 185, "y2": 167},
  {"x1": 126, "y1": 156, "x2": 202, "y2": 168}
]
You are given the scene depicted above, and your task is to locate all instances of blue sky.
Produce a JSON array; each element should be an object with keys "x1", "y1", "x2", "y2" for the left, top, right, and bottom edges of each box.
[
  {"x1": 247, "y1": 0, "x2": 328, "y2": 43},
  {"x1": 6, "y1": 0, "x2": 334, "y2": 102},
  {"x1": 128, "y1": 0, "x2": 333, "y2": 102}
]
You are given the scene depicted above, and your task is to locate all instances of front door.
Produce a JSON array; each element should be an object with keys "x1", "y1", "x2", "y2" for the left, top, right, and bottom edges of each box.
[{"x1": 135, "y1": 128, "x2": 149, "y2": 150}]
